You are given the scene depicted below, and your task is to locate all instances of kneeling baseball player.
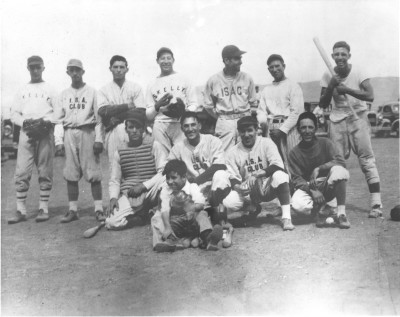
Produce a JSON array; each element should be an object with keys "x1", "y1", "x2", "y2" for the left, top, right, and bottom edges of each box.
[
  {"x1": 222, "y1": 115, "x2": 295, "y2": 231},
  {"x1": 53, "y1": 59, "x2": 105, "y2": 223},
  {"x1": 288, "y1": 112, "x2": 350, "y2": 228},
  {"x1": 106, "y1": 109, "x2": 167, "y2": 230},
  {"x1": 151, "y1": 160, "x2": 223, "y2": 252}
]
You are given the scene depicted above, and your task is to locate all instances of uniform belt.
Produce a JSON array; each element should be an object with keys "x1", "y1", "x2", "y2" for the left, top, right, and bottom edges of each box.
[
  {"x1": 218, "y1": 112, "x2": 250, "y2": 120},
  {"x1": 65, "y1": 123, "x2": 96, "y2": 130}
]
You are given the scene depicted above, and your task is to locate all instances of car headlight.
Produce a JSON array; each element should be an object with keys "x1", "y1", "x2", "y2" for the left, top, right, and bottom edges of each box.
[
  {"x1": 377, "y1": 114, "x2": 383, "y2": 121},
  {"x1": 3, "y1": 125, "x2": 12, "y2": 137}
]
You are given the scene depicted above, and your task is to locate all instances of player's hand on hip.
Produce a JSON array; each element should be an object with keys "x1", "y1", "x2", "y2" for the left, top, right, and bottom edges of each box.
[
  {"x1": 109, "y1": 198, "x2": 119, "y2": 216},
  {"x1": 310, "y1": 189, "x2": 325, "y2": 205},
  {"x1": 93, "y1": 142, "x2": 103, "y2": 155},
  {"x1": 55, "y1": 144, "x2": 65, "y2": 157}
]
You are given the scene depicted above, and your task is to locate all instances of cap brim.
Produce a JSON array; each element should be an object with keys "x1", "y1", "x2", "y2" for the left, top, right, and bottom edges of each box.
[{"x1": 28, "y1": 61, "x2": 42, "y2": 66}]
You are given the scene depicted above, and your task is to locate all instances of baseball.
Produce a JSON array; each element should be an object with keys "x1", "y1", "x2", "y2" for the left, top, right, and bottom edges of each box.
[{"x1": 326, "y1": 217, "x2": 334, "y2": 225}]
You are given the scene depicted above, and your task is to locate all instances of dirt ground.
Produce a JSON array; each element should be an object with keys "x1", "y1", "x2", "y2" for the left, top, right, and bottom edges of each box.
[{"x1": 1, "y1": 137, "x2": 399, "y2": 316}]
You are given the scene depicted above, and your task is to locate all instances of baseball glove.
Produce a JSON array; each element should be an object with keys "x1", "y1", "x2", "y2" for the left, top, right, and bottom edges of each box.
[
  {"x1": 163, "y1": 97, "x2": 185, "y2": 118},
  {"x1": 23, "y1": 118, "x2": 52, "y2": 141}
]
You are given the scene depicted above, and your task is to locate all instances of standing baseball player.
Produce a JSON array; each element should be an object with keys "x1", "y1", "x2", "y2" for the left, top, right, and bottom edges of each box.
[
  {"x1": 146, "y1": 47, "x2": 198, "y2": 153},
  {"x1": 257, "y1": 54, "x2": 304, "y2": 161},
  {"x1": 107, "y1": 109, "x2": 167, "y2": 229},
  {"x1": 319, "y1": 41, "x2": 383, "y2": 218},
  {"x1": 204, "y1": 45, "x2": 258, "y2": 151},
  {"x1": 168, "y1": 111, "x2": 233, "y2": 247},
  {"x1": 53, "y1": 59, "x2": 105, "y2": 223},
  {"x1": 98, "y1": 55, "x2": 145, "y2": 168},
  {"x1": 289, "y1": 112, "x2": 351, "y2": 229},
  {"x1": 8, "y1": 56, "x2": 57, "y2": 224},
  {"x1": 222, "y1": 115, "x2": 295, "y2": 230}
]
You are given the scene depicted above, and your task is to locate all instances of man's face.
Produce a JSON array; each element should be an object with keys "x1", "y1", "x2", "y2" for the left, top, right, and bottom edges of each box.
[
  {"x1": 224, "y1": 56, "x2": 242, "y2": 73},
  {"x1": 166, "y1": 171, "x2": 186, "y2": 192},
  {"x1": 110, "y1": 61, "x2": 128, "y2": 81},
  {"x1": 67, "y1": 66, "x2": 84, "y2": 84},
  {"x1": 157, "y1": 53, "x2": 174, "y2": 74},
  {"x1": 298, "y1": 118, "x2": 316, "y2": 143},
  {"x1": 268, "y1": 60, "x2": 285, "y2": 81},
  {"x1": 332, "y1": 47, "x2": 351, "y2": 71},
  {"x1": 181, "y1": 117, "x2": 201, "y2": 142},
  {"x1": 239, "y1": 125, "x2": 257, "y2": 148},
  {"x1": 125, "y1": 120, "x2": 144, "y2": 144},
  {"x1": 28, "y1": 64, "x2": 44, "y2": 82}
]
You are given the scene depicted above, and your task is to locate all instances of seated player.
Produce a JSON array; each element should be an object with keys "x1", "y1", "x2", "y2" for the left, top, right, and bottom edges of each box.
[
  {"x1": 168, "y1": 111, "x2": 233, "y2": 246},
  {"x1": 151, "y1": 160, "x2": 223, "y2": 252},
  {"x1": 107, "y1": 109, "x2": 166, "y2": 229},
  {"x1": 222, "y1": 115, "x2": 295, "y2": 231},
  {"x1": 288, "y1": 112, "x2": 351, "y2": 228}
]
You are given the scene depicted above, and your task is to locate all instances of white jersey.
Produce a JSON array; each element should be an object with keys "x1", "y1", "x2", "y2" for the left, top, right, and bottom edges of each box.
[
  {"x1": 11, "y1": 82, "x2": 57, "y2": 126},
  {"x1": 53, "y1": 84, "x2": 103, "y2": 146},
  {"x1": 203, "y1": 71, "x2": 257, "y2": 116},
  {"x1": 258, "y1": 78, "x2": 304, "y2": 134},
  {"x1": 225, "y1": 136, "x2": 284, "y2": 183},
  {"x1": 168, "y1": 134, "x2": 225, "y2": 179},
  {"x1": 146, "y1": 72, "x2": 198, "y2": 123},
  {"x1": 98, "y1": 80, "x2": 145, "y2": 110}
]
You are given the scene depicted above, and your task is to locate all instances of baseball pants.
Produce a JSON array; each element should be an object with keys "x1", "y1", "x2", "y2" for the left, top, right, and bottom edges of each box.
[
  {"x1": 63, "y1": 127, "x2": 102, "y2": 182},
  {"x1": 151, "y1": 209, "x2": 212, "y2": 247},
  {"x1": 152, "y1": 121, "x2": 184, "y2": 153},
  {"x1": 215, "y1": 118, "x2": 241, "y2": 152},
  {"x1": 291, "y1": 165, "x2": 349, "y2": 214},
  {"x1": 15, "y1": 129, "x2": 54, "y2": 193},
  {"x1": 105, "y1": 123, "x2": 128, "y2": 168},
  {"x1": 223, "y1": 170, "x2": 289, "y2": 219},
  {"x1": 329, "y1": 111, "x2": 380, "y2": 185},
  {"x1": 199, "y1": 170, "x2": 231, "y2": 208}
]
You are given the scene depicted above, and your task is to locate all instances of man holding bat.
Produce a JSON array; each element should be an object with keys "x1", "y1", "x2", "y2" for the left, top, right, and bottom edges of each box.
[{"x1": 319, "y1": 41, "x2": 383, "y2": 218}]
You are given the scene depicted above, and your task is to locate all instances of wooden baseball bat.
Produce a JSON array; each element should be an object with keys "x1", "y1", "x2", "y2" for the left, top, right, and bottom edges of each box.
[
  {"x1": 313, "y1": 37, "x2": 359, "y2": 118},
  {"x1": 83, "y1": 222, "x2": 105, "y2": 238}
]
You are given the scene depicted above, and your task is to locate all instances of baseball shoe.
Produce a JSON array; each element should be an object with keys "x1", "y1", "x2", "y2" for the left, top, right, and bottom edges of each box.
[
  {"x1": 337, "y1": 214, "x2": 351, "y2": 229},
  {"x1": 206, "y1": 225, "x2": 223, "y2": 251},
  {"x1": 222, "y1": 223, "x2": 234, "y2": 248},
  {"x1": 368, "y1": 205, "x2": 383, "y2": 218},
  {"x1": 315, "y1": 213, "x2": 328, "y2": 228},
  {"x1": 35, "y1": 209, "x2": 50, "y2": 222},
  {"x1": 8, "y1": 211, "x2": 27, "y2": 224},
  {"x1": 282, "y1": 218, "x2": 295, "y2": 231},
  {"x1": 60, "y1": 210, "x2": 78, "y2": 223},
  {"x1": 95, "y1": 210, "x2": 106, "y2": 222},
  {"x1": 154, "y1": 239, "x2": 177, "y2": 253}
]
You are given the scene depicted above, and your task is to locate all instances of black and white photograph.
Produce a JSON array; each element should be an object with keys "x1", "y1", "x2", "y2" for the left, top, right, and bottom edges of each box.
[{"x1": 1, "y1": 0, "x2": 399, "y2": 315}]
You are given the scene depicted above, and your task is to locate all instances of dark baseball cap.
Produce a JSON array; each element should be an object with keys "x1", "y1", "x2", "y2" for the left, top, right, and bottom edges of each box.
[
  {"x1": 125, "y1": 108, "x2": 146, "y2": 127},
  {"x1": 222, "y1": 45, "x2": 246, "y2": 59},
  {"x1": 237, "y1": 115, "x2": 258, "y2": 129},
  {"x1": 157, "y1": 47, "x2": 174, "y2": 59},
  {"x1": 27, "y1": 56, "x2": 43, "y2": 66}
]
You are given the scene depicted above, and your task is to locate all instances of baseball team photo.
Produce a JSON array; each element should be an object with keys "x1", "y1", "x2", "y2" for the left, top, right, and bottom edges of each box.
[{"x1": 1, "y1": 0, "x2": 399, "y2": 315}]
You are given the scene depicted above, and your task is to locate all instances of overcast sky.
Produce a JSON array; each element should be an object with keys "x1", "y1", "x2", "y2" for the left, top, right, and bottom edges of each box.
[{"x1": 1, "y1": 0, "x2": 398, "y2": 115}]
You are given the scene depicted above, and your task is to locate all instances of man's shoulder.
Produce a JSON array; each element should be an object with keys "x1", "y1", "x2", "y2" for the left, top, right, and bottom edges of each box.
[
  {"x1": 99, "y1": 81, "x2": 114, "y2": 92},
  {"x1": 207, "y1": 71, "x2": 224, "y2": 82},
  {"x1": 124, "y1": 80, "x2": 142, "y2": 91}
]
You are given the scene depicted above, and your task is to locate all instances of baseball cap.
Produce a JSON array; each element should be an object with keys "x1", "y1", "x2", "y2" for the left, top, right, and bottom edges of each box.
[
  {"x1": 157, "y1": 47, "x2": 174, "y2": 59},
  {"x1": 27, "y1": 56, "x2": 43, "y2": 66},
  {"x1": 267, "y1": 54, "x2": 285, "y2": 65},
  {"x1": 125, "y1": 108, "x2": 146, "y2": 127},
  {"x1": 67, "y1": 59, "x2": 84, "y2": 70},
  {"x1": 222, "y1": 45, "x2": 246, "y2": 59},
  {"x1": 237, "y1": 115, "x2": 258, "y2": 130}
]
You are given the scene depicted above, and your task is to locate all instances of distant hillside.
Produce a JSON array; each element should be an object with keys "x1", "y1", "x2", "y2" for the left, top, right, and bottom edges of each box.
[{"x1": 196, "y1": 77, "x2": 399, "y2": 111}]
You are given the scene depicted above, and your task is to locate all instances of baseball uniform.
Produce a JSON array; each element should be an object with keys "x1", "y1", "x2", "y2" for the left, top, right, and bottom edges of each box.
[
  {"x1": 98, "y1": 80, "x2": 145, "y2": 166},
  {"x1": 146, "y1": 73, "x2": 198, "y2": 153},
  {"x1": 11, "y1": 81, "x2": 57, "y2": 215},
  {"x1": 203, "y1": 71, "x2": 258, "y2": 151}
]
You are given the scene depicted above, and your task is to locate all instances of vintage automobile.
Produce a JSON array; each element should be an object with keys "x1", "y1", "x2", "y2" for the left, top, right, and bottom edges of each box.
[{"x1": 368, "y1": 101, "x2": 399, "y2": 137}]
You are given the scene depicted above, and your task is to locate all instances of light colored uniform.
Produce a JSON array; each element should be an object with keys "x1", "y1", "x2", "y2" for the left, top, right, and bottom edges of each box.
[
  {"x1": 320, "y1": 66, "x2": 380, "y2": 185},
  {"x1": 257, "y1": 78, "x2": 304, "y2": 152},
  {"x1": 151, "y1": 180, "x2": 211, "y2": 247},
  {"x1": 54, "y1": 84, "x2": 103, "y2": 182},
  {"x1": 204, "y1": 71, "x2": 258, "y2": 151},
  {"x1": 11, "y1": 82, "x2": 57, "y2": 206},
  {"x1": 146, "y1": 73, "x2": 198, "y2": 153},
  {"x1": 168, "y1": 134, "x2": 231, "y2": 204},
  {"x1": 223, "y1": 137, "x2": 289, "y2": 218},
  {"x1": 98, "y1": 80, "x2": 145, "y2": 164}
]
